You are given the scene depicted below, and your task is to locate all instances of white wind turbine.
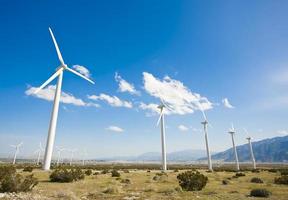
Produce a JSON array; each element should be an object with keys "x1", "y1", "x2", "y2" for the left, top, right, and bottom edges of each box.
[
  {"x1": 34, "y1": 142, "x2": 44, "y2": 165},
  {"x1": 199, "y1": 109, "x2": 213, "y2": 171},
  {"x1": 228, "y1": 123, "x2": 240, "y2": 171},
  {"x1": 34, "y1": 28, "x2": 94, "y2": 171},
  {"x1": 10, "y1": 142, "x2": 23, "y2": 165},
  {"x1": 56, "y1": 146, "x2": 65, "y2": 166},
  {"x1": 244, "y1": 128, "x2": 256, "y2": 169},
  {"x1": 156, "y1": 99, "x2": 171, "y2": 172},
  {"x1": 69, "y1": 149, "x2": 77, "y2": 166},
  {"x1": 82, "y1": 149, "x2": 87, "y2": 166}
]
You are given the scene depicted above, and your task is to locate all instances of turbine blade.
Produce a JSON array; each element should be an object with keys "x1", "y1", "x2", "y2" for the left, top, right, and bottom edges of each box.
[
  {"x1": 65, "y1": 67, "x2": 95, "y2": 84},
  {"x1": 49, "y1": 27, "x2": 65, "y2": 65},
  {"x1": 231, "y1": 123, "x2": 235, "y2": 131},
  {"x1": 34, "y1": 68, "x2": 62, "y2": 94},
  {"x1": 156, "y1": 110, "x2": 163, "y2": 126}
]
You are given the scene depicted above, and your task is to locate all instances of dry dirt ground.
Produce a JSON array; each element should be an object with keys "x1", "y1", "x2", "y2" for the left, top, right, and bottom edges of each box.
[{"x1": 0, "y1": 169, "x2": 287, "y2": 200}]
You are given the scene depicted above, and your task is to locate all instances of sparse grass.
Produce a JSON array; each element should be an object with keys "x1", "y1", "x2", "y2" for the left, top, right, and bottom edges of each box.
[{"x1": 1, "y1": 164, "x2": 287, "y2": 199}]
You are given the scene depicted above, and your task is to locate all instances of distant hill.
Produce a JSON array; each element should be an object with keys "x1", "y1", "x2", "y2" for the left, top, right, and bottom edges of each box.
[
  {"x1": 98, "y1": 149, "x2": 207, "y2": 162},
  {"x1": 208, "y1": 135, "x2": 288, "y2": 162}
]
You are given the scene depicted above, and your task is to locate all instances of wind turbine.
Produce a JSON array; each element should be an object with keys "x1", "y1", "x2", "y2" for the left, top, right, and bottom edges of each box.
[
  {"x1": 56, "y1": 146, "x2": 65, "y2": 166},
  {"x1": 228, "y1": 124, "x2": 240, "y2": 171},
  {"x1": 82, "y1": 149, "x2": 87, "y2": 166},
  {"x1": 10, "y1": 142, "x2": 23, "y2": 165},
  {"x1": 34, "y1": 28, "x2": 94, "y2": 171},
  {"x1": 34, "y1": 142, "x2": 44, "y2": 165},
  {"x1": 156, "y1": 98, "x2": 171, "y2": 172},
  {"x1": 199, "y1": 109, "x2": 213, "y2": 171},
  {"x1": 69, "y1": 149, "x2": 77, "y2": 166},
  {"x1": 244, "y1": 129, "x2": 256, "y2": 169}
]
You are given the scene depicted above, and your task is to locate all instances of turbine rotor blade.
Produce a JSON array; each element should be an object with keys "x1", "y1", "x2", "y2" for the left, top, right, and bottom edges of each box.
[
  {"x1": 34, "y1": 68, "x2": 62, "y2": 94},
  {"x1": 49, "y1": 27, "x2": 65, "y2": 65},
  {"x1": 65, "y1": 67, "x2": 95, "y2": 84},
  {"x1": 156, "y1": 110, "x2": 163, "y2": 126}
]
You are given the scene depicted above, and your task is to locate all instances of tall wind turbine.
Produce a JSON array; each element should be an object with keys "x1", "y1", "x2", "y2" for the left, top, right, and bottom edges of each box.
[
  {"x1": 69, "y1": 149, "x2": 77, "y2": 166},
  {"x1": 244, "y1": 129, "x2": 256, "y2": 169},
  {"x1": 10, "y1": 142, "x2": 23, "y2": 165},
  {"x1": 34, "y1": 142, "x2": 44, "y2": 165},
  {"x1": 56, "y1": 146, "x2": 65, "y2": 166},
  {"x1": 34, "y1": 28, "x2": 94, "y2": 171},
  {"x1": 228, "y1": 124, "x2": 240, "y2": 171},
  {"x1": 200, "y1": 109, "x2": 213, "y2": 171},
  {"x1": 82, "y1": 149, "x2": 87, "y2": 166},
  {"x1": 156, "y1": 99, "x2": 170, "y2": 171}
]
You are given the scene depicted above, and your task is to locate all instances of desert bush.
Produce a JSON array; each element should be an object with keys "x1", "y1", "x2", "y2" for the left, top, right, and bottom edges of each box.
[
  {"x1": 50, "y1": 167, "x2": 84, "y2": 183},
  {"x1": 177, "y1": 171, "x2": 208, "y2": 191},
  {"x1": 111, "y1": 169, "x2": 120, "y2": 177},
  {"x1": 251, "y1": 169, "x2": 260, "y2": 173},
  {"x1": 120, "y1": 178, "x2": 131, "y2": 184},
  {"x1": 279, "y1": 169, "x2": 288, "y2": 176},
  {"x1": 103, "y1": 186, "x2": 121, "y2": 194},
  {"x1": 274, "y1": 175, "x2": 288, "y2": 185},
  {"x1": 23, "y1": 166, "x2": 33, "y2": 172},
  {"x1": 235, "y1": 172, "x2": 245, "y2": 177},
  {"x1": 267, "y1": 169, "x2": 278, "y2": 173},
  {"x1": 93, "y1": 172, "x2": 99, "y2": 175},
  {"x1": 174, "y1": 169, "x2": 179, "y2": 172},
  {"x1": 123, "y1": 169, "x2": 129, "y2": 173},
  {"x1": 250, "y1": 189, "x2": 271, "y2": 198},
  {"x1": 222, "y1": 180, "x2": 229, "y2": 185},
  {"x1": 101, "y1": 169, "x2": 109, "y2": 174},
  {"x1": 251, "y1": 177, "x2": 264, "y2": 183},
  {"x1": 85, "y1": 169, "x2": 92, "y2": 176},
  {"x1": 0, "y1": 166, "x2": 38, "y2": 193},
  {"x1": 153, "y1": 172, "x2": 168, "y2": 182}
]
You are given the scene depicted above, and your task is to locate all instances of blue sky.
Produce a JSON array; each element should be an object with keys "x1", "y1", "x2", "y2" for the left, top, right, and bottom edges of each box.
[{"x1": 1, "y1": 0, "x2": 288, "y2": 159}]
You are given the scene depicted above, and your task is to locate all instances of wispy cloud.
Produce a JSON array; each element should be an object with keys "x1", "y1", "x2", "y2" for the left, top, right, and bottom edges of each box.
[
  {"x1": 142, "y1": 72, "x2": 213, "y2": 115},
  {"x1": 106, "y1": 126, "x2": 124, "y2": 133},
  {"x1": 178, "y1": 125, "x2": 189, "y2": 131},
  {"x1": 73, "y1": 65, "x2": 91, "y2": 78},
  {"x1": 277, "y1": 130, "x2": 288, "y2": 135},
  {"x1": 25, "y1": 85, "x2": 100, "y2": 107},
  {"x1": 115, "y1": 72, "x2": 140, "y2": 95},
  {"x1": 88, "y1": 93, "x2": 133, "y2": 108},
  {"x1": 222, "y1": 98, "x2": 234, "y2": 109}
]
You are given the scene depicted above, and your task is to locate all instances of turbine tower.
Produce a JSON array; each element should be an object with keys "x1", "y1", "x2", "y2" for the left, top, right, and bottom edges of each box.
[
  {"x1": 156, "y1": 99, "x2": 170, "y2": 171},
  {"x1": 200, "y1": 109, "x2": 213, "y2": 171},
  {"x1": 82, "y1": 149, "x2": 87, "y2": 166},
  {"x1": 244, "y1": 129, "x2": 256, "y2": 169},
  {"x1": 228, "y1": 124, "x2": 240, "y2": 171},
  {"x1": 10, "y1": 142, "x2": 23, "y2": 165},
  {"x1": 56, "y1": 146, "x2": 65, "y2": 166},
  {"x1": 34, "y1": 28, "x2": 94, "y2": 170},
  {"x1": 34, "y1": 142, "x2": 44, "y2": 165},
  {"x1": 69, "y1": 149, "x2": 77, "y2": 166}
]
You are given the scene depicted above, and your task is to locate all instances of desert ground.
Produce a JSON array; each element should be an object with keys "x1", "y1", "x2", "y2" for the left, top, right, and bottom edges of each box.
[{"x1": 0, "y1": 164, "x2": 288, "y2": 200}]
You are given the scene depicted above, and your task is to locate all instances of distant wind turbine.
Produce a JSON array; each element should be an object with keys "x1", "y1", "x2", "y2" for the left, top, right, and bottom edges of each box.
[
  {"x1": 244, "y1": 128, "x2": 256, "y2": 169},
  {"x1": 34, "y1": 142, "x2": 44, "y2": 165},
  {"x1": 69, "y1": 149, "x2": 77, "y2": 166},
  {"x1": 10, "y1": 142, "x2": 23, "y2": 165},
  {"x1": 200, "y1": 109, "x2": 213, "y2": 171},
  {"x1": 34, "y1": 28, "x2": 94, "y2": 170},
  {"x1": 156, "y1": 98, "x2": 172, "y2": 171},
  {"x1": 56, "y1": 146, "x2": 65, "y2": 166},
  {"x1": 228, "y1": 123, "x2": 240, "y2": 171},
  {"x1": 82, "y1": 149, "x2": 87, "y2": 166}
]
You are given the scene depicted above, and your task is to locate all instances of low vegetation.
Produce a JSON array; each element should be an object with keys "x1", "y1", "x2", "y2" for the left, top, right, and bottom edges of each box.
[
  {"x1": 176, "y1": 171, "x2": 208, "y2": 191},
  {"x1": 274, "y1": 175, "x2": 288, "y2": 185},
  {"x1": 250, "y1": 177, "x2": 264, "y2": 183},
  {"x1": 22, "y1": 166, "x2": 33, "y2": 172},
  {"x1": 111, "y1": 169, "x2": 120, "y2": 177},
  {"x1": 84, "y1": 169, "x2": 92, "y2": 176},
  {"x1": 250, "y1": 188, "x2": 271, "y2": 198},
  {"x1": 50, "y1": 167, "x2": 85, "y2": 182},
  {"x1": 0, "y1": 165, "x2": 38, "y2": 193}
]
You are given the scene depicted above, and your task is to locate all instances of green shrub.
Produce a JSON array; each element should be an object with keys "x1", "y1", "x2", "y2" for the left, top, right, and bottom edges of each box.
[
  {"x1": 123, "y1": 169, "x2": 129, "y2": 173},
  {"x1": 50, "y1": 167, "x2": 84, "y2": 183},
  {"x1": 251, "y1": 177, "x2": 264, "y2": 183},
  {"x1": 23, "y1": 166, "x2": 33, "y2": 172},
  {"x1": 101, "y1": 169, "x2": 109, "y2": 174},
  {"x1": 177, "y1": 171, "x2": 208, "y2": 191},
  {"x1": 174, "y1": 169, "x2": 179, "y2": 173},
  {"x1": 93, "y1": 172, "x2": 100, "y2": 175},
  {"x1": 85, "y1": 169, "x2": 92, "y2": 176},
  {"x1": 267, "y1": 169, "x2": 278, "y2": 173},
  {"x1": 235, "y1": 172, "x2": 245, "y2": 177},
  {"x1": 274, "y1": 175, "x2": 288, "y2": 185},
  {"x1": 120, "y1": 178, "x2": 131, "y2": 184},
  {"x1": 111, "y1": 169, "x2": 120, "y2": 177},
  {"x1": 251, "y1": 169, "x2": 260, "y2": 173},
  {"x1": 0, "y1": 166, "x2": 38, "y2": 193},
  {"x1": 250, "y1": 189, "x2": 271, "y2": 198},
  {"x1": 222, "y1": 180, "x2": 229, "y2": 185},
  {"x1": 279, "y1": 169, "x2": 288, "y2": 176}
]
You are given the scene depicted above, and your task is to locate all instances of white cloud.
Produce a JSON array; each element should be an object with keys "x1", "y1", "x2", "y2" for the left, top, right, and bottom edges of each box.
[
  {"x1": 178, "y1": 125, "x2": 189, "y2": 131},
  {"x1": 88, "y1": 93, "x2": 133, "y2": 108},
  {"x1": 25, "y1": 85, "x2": 100, "y2": 107},
  {"x1": 277, "y1": 130, "x2": 288, "y2": 135},
  {"x1": 142, "y1": 72, "x2": 213, "y2": 115},
  {"x1": 115, "y1": 72, "x2": 140, "y2": 95},
  {"x1": 106, "y1": 126, "x2": 124, "y2": 133},
  {"x1": 73, "y1": 65, "x2": 91, "y2": 78},
  {"x1": 222, "y1": 98, "x2": 234, "y2": 109}
]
